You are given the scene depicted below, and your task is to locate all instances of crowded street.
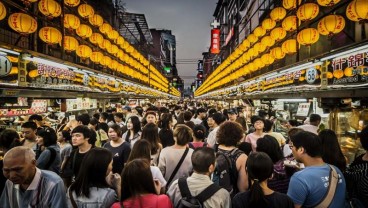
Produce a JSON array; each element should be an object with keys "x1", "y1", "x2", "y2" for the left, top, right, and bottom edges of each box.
[{"x1": 0, "y1": 0, "x2": 368, "y2": 207}]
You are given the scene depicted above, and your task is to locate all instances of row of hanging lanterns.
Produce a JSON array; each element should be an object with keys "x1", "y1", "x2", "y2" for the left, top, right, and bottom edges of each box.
[
  {"x1": 1, "y1": 1, "x2": 173, "y2": 95},
  {"x1": 196, "y1": 0, "x2": 365, "y2": 96}
]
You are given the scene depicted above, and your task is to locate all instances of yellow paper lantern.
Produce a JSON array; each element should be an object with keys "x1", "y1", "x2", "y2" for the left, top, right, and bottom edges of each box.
[
  {"x1": 76, "y1": 24, "x2": 92, "y2": 39},
  {"x1": 247, "y1": 34, "x2": 258, "y2": 44},
  {"x1": 283, "y1": 0, "x2": 302, "y2": 10},
  {"x1": 0, "y1": 2, "x2": 6, "y2": 21},
  {"x1": 282, "y1": 39, "x2": 297, "y2": 54},
  {"x1": 38, "y1": 0, "x2": 61, "y2": 18},
  {"x1": 270, "y1": 47, "x2": 286, "y2": 59},
  {"x1": 261, "y1": 36, "x2": 275, "y2": 47},
  {"x1": 282, "y1": 15, "x2": 298, "y2": 32},
  {"x1": 270, "y1": 27, "x2": 287, "y2": 41},
  {"x1": 116, "y1": 36, "x2": 124, "y2": 46},
  {"x1": 346, "y1": 0, "x2": 368, "y2": 22},
  {"x1": 99, "y1": 23, "x2": 112, "y2": 35},
  {"x1": 89, "y1": 33, "x2": 104, "y2": 45},
  {"x1": 89, "y1": 14, "x2": 103, "y2": 27},
  {"x1": 270, "y1": 7, "x2": 287, "y2": 22},
  {"x1": 99, "y1": 39, "x2": 111, "y2": 50},
  {"x1": 111, "y1": 60, "x2": 119, "y2": 70},
  {"x1": 64, "y1": 14, "x2": 80, "y2": 30},
  {"x1": 317, "y1": 0, "x2": 341, "y2": 6},
  {"x1": 297, "y1": 3, "x2": 319, "y2": 21},
  {"x1": 254, "y1": 42, "x2": 267, "y2": 53},
  {"x1": 64, "y1": 0, "x2": 80, "y2": 7},
  {"x1": 76, "y1": 45, "x2": 92, "y2": 58},
  {"x1": 262, "y1": 18, "x2": 276, "y2": 30},
  {"x1": 78, "y1": 4, "x2": 94, "y2": 18},
  {"x1": 108, "y1": 44, "x2": 119, "y2": 54},
  {"x1": 90, "y1": 51, "x2": 103, "y2": 63},
  {"x1": 254, "y1": 26, "x2": 266, "y2": 37},
  {"x1": 261, "y1": 53, "x2": 275, "y2": 65},
  {"x1": 254, "y1": 58, "x2": 265, "y2": 69},
  {"x1": 39, "y1": 27, "x2": 62, "y2": 44},
  {"x1": 317, "y1": 15, "x2": 345, "y2": 36},
  {"x1": 8, "y1": 13, "x2": 38, "y2": 35},
  {"x1": 297, "y1": 28, "x2": 320, "y2": 46},
  {"x1": 108, "y1": 30, "x2": 119, "y2": 40},
  {"x1": 63, "y1": 36, "x2": 79, "y2": 52},
  {"x1": 100, "y1": 56, "x2": 112, "y2": 66}
]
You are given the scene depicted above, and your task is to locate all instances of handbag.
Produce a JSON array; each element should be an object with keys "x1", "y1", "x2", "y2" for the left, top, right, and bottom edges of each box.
[
  {"x1": 314, "y1": 165, "x2": 338, "y2": 208},
  {"x1": 165, "y1": 148, "x2": 189, "y2": 190}
]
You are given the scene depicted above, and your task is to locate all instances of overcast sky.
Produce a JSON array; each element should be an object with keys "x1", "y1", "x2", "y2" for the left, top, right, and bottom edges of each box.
[{"x1": 124, "y1": 0, "x2": 217, "y2": 87}]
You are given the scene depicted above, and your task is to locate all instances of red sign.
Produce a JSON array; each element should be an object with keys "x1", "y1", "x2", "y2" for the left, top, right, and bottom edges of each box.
[{"x1": 211, "y1": 29, "x2": 220, "y2": 54}]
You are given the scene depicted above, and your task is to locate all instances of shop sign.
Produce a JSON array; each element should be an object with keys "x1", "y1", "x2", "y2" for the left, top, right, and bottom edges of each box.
[
  {"x1": 66, "y1": 98, "x2": 97, "y2": 112},
  {"x1": 211, "y1": 29, "x2": 220, "y2": 54},
  {"x1": 0, "y1": 100, "x2": 47, "y2": 117},
  {"x1": 328, "y1": 51, "x2": 368, "y2": 86},
  {"x1": 26, "y1": 60, "x2": 97, "y2": 92},
  {"x1": 296, "y1": 103, "x2": 311, "y2": 117}
]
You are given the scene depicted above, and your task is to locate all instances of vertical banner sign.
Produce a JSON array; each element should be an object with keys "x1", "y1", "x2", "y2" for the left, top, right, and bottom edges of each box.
[{"x1": 211, "y1": 29, "x2": 220, "y2": 54}]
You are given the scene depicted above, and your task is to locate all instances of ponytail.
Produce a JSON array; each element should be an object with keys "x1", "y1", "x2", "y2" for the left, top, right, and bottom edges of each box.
[{"x1": 248, "y1": 179, "x2": 268, "y2": 207}]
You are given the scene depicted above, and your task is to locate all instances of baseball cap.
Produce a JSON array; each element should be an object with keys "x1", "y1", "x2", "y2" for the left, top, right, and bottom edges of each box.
[
  {"x1": 228, "y1": 108, "x2": 238, "y2": 115},
  {"x1": 123, "y1": 106, "x2": 131, "y2": 111}
]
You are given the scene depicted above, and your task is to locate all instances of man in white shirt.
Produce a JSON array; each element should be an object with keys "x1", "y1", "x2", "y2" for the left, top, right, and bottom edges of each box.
[
  {"x1": 167, "y1": 147, "x2": 230, "y2": 208},
  {"x1": 298, "y1": 114, "x2": 321, "y2": 135},
  {"x1": 206, "y1": 113, "x2": 226, "y2": 148}
]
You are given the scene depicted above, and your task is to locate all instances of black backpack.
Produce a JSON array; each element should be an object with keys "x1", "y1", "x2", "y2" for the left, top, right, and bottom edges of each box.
[
  {"x1": 212, "y1": 148, "x2": 242, "y2": 197},
  {"x1": 177, "y1": 178, "x2": 221, "y2": 208}
]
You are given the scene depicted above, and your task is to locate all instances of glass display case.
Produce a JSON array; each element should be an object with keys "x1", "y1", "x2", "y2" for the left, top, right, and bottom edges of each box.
[{"x1": 329, "y1": 109, "x2": 367, "y2": 164}]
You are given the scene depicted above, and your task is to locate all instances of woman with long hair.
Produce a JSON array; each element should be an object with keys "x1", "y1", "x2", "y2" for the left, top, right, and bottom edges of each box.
[
  {"x1": 319, "y1": 129, "x2": 347, "y2": 172},
  {"x1": 112, "y1": 158, "x2": 173, "y2": 208},
  {"x1": 127, "y1": 139, "x2": 167, "y2": 191},
  {"x1": 158, "y1": 113, "x2": 175, "y2": 148},
  {"x1": 36, "y1": 126, "x2": 61, "y2": 174},
  {"x1": 232, "y1": 152, "x2": 294, "y2": 208},
  {"x1": 103, "y1": 124, "x2": 131, "y2": 174},
  {"x1": 57, "y1": 130, "x2": 73, "y2": 188},
  {"x1": 122, "y1": 116, "x2": 141, "y2": 148},
  {"x1": 67, "y1": 148, "x2": 120, "y2": 207},
  {"x1": 141, "y1": 123, "x2": 162, "y2": 166},
  {"x1": 256, "y1": 135, "x2": 295, "y2": 194}
]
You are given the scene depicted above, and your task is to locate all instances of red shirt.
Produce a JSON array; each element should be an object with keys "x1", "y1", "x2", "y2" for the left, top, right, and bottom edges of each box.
[{"x1": 111, "y1": 194, "x2": 173, "y2": 208}]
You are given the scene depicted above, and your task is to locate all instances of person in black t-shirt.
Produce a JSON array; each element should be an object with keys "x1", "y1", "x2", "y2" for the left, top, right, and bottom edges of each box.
[
  {"x1": 69, "y1": 126, "x2": 93, "y2": 178},
  {"x1": 103, "y1": 124, "x2": 131, "y2": 174},
  {"x1": 232, "y1": 152, "x2": 294, "y2": 208}
]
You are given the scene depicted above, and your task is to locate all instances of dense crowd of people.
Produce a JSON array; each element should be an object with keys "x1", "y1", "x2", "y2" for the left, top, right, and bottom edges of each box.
[{"x1": 0, "y1": 102, "x2": 367, "y2": 208}]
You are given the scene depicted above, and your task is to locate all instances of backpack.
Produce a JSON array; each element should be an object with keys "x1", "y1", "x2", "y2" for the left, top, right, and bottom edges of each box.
[
  {"x1": 212, "y1": 148, "x2": 242, "y2": 197},
  {"x1": 177, "y1": 178, "x2": 221, "y2": 208}
]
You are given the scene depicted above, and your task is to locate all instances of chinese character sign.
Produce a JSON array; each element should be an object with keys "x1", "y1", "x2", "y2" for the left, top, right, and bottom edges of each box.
[{"x1": 211, "y1": 29, "x2": 220, "y2": 54}]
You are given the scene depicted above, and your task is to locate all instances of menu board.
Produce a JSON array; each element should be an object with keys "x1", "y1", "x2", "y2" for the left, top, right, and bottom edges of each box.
[{"x1": 296, "y1": 103, "x2": 311, "y2": 117}]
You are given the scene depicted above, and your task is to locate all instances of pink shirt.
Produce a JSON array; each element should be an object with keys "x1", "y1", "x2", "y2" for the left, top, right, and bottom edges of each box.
[
  {"x1": 112, "y1": 194, "x2": 173, "y2": 208},
  {"x1": 245, "y1": 132, "x2": 265, "y2": 152}
]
